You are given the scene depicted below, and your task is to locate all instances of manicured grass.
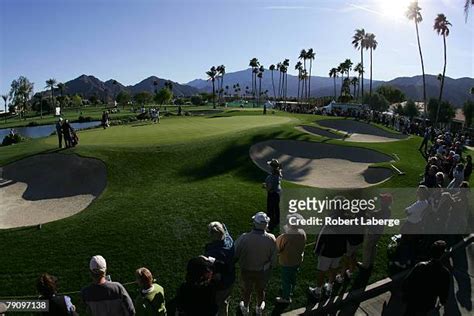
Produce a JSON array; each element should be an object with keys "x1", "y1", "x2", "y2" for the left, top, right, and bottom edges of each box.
[{"x1": 0, "y1": 111, "x2": 472, "y2": 315}]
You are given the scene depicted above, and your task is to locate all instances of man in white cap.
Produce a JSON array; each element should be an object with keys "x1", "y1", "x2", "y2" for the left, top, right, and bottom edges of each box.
[
  {"x1": 235, "y1": 212, "x2": 277, "y2": 316},
  {"x1": 80, "y1": 255, "x2": 135, "y2": 316}
]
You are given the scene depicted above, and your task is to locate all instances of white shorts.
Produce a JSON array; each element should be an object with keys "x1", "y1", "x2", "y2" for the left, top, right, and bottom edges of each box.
[{"x1": 317, "y1": 255, "x2": 342, "y2": 271}]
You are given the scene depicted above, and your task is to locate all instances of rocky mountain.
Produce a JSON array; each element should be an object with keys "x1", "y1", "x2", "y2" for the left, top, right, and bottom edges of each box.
[
  {"x1": 42, "y1": 74, "x2": 199, "y2": 99},
  {"x1": 187, "y1": 69, "x2": 474, "y2": 108}
]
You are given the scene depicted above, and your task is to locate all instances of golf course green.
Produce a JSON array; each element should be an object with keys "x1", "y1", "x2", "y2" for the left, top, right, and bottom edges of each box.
[{"x1": 1, "y1": 109, "x2": 472, "y2": 314}]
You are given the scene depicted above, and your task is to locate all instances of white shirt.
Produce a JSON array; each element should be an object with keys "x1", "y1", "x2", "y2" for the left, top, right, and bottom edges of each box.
[{"x1": 405, "y1": 199, "x2": 429, "y2": 223}]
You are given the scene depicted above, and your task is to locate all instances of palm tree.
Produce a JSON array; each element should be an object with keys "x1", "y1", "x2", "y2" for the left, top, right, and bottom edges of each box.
[
  {"x1": 206, "y1": 66, "x2": 218, "y2": 109},
  {"x1": 471, "y1": 87, "x2": 474, "y2": 95},
  {"x1": 295, "y1": 61, "x2": 303, "y2": 101},
  {"x1": 338, "y1": 63, "x2": 345, "y2": 90},
  {"x1": 282, "y1": 59, "x2": 290, "y2": 102},
  {"x1": 249, "y1": 58, "x2": 259, "y2": 103},
  {"x1": 406, "y1": 1, "x2": 427, "y2": 117},
  {"x1": 257, "y1": 65, "x2": 264, "y2": 107},
  {"x1": 352, "y1": 28, "x2": 367, "y2": 97},
  {"x1": 299, "y1": 49, "x2": 307, "y2": 99},
  {"x1": 45, "y1": 78, "x2": 57, "y2": 118},
  {"x1": 434, "y1": 13, "x2": 451, "y2": 125},
  {"x1": 364, "y1": 33, "x2": 378, "y2": 96},
  {"x1": 351, "y1": 77, "x2": 359, "y2": 98},
  {"x1": 307, "y1": 48, "x2": 315, "y2": 100},
  {"x1": 354, "y1": 63, "x2": 364, "y2": 98},
  {"x1": 217, "y1": 65, "x2": 226, "y2": 103},
  {"x1": 329, "y1": 68, "x2": 338, "y2": 99},
  {"x1": 269, "y1": 64, "x2": 276, "y2": 100},
  {"x1": 2, "y1": 95, "x2": 8, "y2": 123},
  {"x1": 465, "y1": 0, "x2": 474, "y2": 22},
  {"x1": 276, "y1": 62, "x2": 282, "y2": 99},
  {"x1": 343, "y1": 59, "x2": 353, "y2": 79}
]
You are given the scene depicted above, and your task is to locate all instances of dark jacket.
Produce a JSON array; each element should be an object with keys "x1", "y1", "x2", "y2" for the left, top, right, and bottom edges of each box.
[{"x1": 204, "y1": 228, "x2": 235, "y2": 290}]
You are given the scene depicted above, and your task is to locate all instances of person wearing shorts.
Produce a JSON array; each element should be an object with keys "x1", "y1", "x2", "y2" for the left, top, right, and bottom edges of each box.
[{"x1": 309, "y1": 223, "x2": 346, "y2": 298}]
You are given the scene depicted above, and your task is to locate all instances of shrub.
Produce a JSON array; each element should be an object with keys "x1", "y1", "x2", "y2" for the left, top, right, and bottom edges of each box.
[
  {"x1": 27, "y1": 121, "x2": 39, "y2": 127},
  {"x1": 77, "y1": 116, "x2": 92, "y2": 123},
  {"x1": 2, "y1": 133, "x2": 24, "y2": 146},
  {"x1": 190, "y1": 95, "x2": 203, "y2": 106}
]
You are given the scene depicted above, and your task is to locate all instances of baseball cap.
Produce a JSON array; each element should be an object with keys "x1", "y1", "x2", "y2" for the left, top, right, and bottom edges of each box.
[
  {"x1": 252, "y1": 211, "x2": 270, "y2": 224},
  {"x1": 89, "y1": 255, "x2": 107, "y2": 273}
]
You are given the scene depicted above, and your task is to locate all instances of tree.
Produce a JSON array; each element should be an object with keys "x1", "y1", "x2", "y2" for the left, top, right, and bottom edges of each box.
[
  {"x1": 9, "y1": 76, "x2": 34, "y2": 119},
  {"x1": 427, "y1": 98, "x2": 455, "y2": 124},
  {"x1": 2, "y1": 95, "x2": 8, "y2": 123},
  {"x1": 354, "y1": 63, "x2": 364, "y2": 98},
  {"x1": 133, "y1": 91, "x2": 153, "y2": 106},
  {"x1": 364, "y1": 33, "x2": 377, "y2": 96},
  {"x1": 269, "y1": 64, "x2": 276, "y2": 100},
  {"x1": 295, "y1": 61, "x2": 303, "y2": 101},
  {"x1": 405, "y1": 100, "x2": 419, "y2": 118},
  {"x1": 463, "y1": 100, "x2": 474, "y2": 128},
  {"x1": 433, "y1": 13, "x2": 451, "y2": 126},
  {"x1": 71, "y1": 94, "x2": 82, "y2": 107},
  {"x1": 339, "y1": 78, "x2": 352, "y2": 102},
  {"x1": 282, "y1": 59, "x2": 290, "y2": 102},
  {"x1": 249, "y1": 58, "x2": 259, "y2": 102},
  {"x1": 465, "y1": 0, "x2": 474, "y2": 22},
  {"x1": 116, "y1": 91, "x2": 130, "y2": 109},
  {"x1": 299, "y1": 49, "x2": 307, "y2": 99},
  {"x1": 471, "y1": 87, "x2": 474, "y2": 95},
  {"x1": 257, "y1": 65, "x2": 264, "y2": 107},
  {"x1": 363, "y1": 93, "x2": 390, "y2": 112},
  {"x1": 329, "y1": 68, "x2": 338, "y2": 99},
  {"x1": 206, "y1": 66, "x2": 218, "y2": 109},
  {"x1": 191, "y1": 95, "x2": 203, "y2": 106},
  {"x1": 406, "y1": 1, "x2": 427, "y2": 118},
  {"x1": 343, "y1": 59, "x2": 353, "y2": 79},
  {"x1": 154, "y1": 87, "x2": 173, "y2": 105},
  {"x1": 45, "y1": 78, "x2": 57, "y2": 118},
  {"x1": 376, "y1": 85, "x2": 406, "y2": 103},
  {"x1": 352, "y1": 28, "x2": 367, "y2": 97},
  {"x1": 216, "y1": 65, "x2": 225, "y2": 103},
  {"x1": 350, "y1": 77, "x2": 359, "y2": 98},
  {"x1": 306, "y1": 48, "x2": 315, "y2": 100}
]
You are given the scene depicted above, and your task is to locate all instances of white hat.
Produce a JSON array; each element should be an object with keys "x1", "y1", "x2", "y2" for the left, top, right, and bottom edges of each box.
[
  {"x1": 89, "y1": 255, "x2": 107, "y2": 273},
  {"x1": 252, "y1": 211, "x2": 270, "y2": 224}
]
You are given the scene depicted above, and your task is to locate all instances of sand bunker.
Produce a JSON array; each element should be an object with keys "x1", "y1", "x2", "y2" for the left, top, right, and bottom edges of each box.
[
  {"x1": 316, "y1": 119, "x2": 408, "y2": 143},
  {"x1": 0, "y1": 154, "x2": 106, "y2": 229},
  {"x1": 297, "y1": 125, "x2": 345, "y2": 140},
  {"x1": 250, "y1": 140, "x2": 393, "y2": 188}
]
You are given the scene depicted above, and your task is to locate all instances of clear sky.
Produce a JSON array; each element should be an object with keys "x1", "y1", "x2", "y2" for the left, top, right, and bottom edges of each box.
[{"x1": 1, "y1": 0, "x2": 472, "y2": 93}]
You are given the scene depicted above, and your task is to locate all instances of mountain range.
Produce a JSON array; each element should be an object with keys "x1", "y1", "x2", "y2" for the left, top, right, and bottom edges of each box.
[
  {"x1": 43, "y1": 70, "x2": 473, "y2": 108},
  {"x1": 186, "y1": 69, "x2": 474, "y2": 108}
]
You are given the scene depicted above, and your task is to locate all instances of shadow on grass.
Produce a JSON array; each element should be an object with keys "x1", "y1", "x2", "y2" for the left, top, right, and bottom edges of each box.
[{"x1": 178, "y1": 130, "x2": 303, "y2": 182}]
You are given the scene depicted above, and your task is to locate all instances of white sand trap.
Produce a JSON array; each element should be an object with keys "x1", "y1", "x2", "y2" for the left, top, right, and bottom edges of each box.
[
  {"x1": 250, "y1": 140, "x2": 393, "y2": 189},
  {"x1": 317, "y1": 119, "x2": 408, "y2": 143},
  {"x1": 0, "y1": 154, "x2": 106, "y2": 229}
]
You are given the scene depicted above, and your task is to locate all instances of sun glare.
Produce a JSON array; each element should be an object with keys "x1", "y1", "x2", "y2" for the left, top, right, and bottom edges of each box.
[{"x1": 378, "y1": 0, "x2": 413, "y2": 19}]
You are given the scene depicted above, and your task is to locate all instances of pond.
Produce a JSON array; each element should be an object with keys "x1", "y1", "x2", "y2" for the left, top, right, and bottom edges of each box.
[{"x1": 0, "y1": 121, "x2": 101, "y2": 140}]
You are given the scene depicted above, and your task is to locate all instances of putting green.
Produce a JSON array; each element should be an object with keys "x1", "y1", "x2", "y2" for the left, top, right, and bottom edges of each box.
[{"x1": 43, "y1": 115, "x2": 292, "y2": 147}]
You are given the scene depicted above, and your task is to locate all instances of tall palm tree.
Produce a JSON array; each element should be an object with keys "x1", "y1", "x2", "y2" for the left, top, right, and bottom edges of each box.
[
  {"x1": 45, "y1": 78, "x2": 57, "y2": 118},
  {"x1": 2, "y1": 95, "x2": 8, "y2": 123},
  {"x1": 465, "y1": 0, "x2": 474, "y2": 22},
  {"x1": 57, "y1": 82, "x2": 66, "y2": 109},
  {"x1": 206, "y1": 66, "x2": 218, "y2": 109},
  {"x1": 338, "y1": 63, "x2": 345, "y2": 90},
  {"x1": 269, "y1": 64, "x2": 277, "y2": 100},
  {"x1": 354, "y1": 63, "x2": 364, "y2": 98},
  {"x1": 329, "y1": 68, "x2": 338, "y2": 99},
  {"x1": 276, "y1": 62, "x2": 282, "y2": 99},
  {"x1": 406, "y1": 1, "x2": 427, "y2": 117},
  {"x1": 364, "y1": 33, "x2": 378, "y2": 96},
  {"x1": 343, "y1": 59, "x2": 353, "y2": 79},
  {"x1": 351, "y1": 77, "x2": 359, "y2": 98},
  {"x1": 257, "y1": 65, "x2": 264, "y2": 107},
  {"x1": 306, "y1": 48, "x2": 315, "y2": 100},
  {"x1": 282, "y1": 59, "x2": 290, "y2": 102},
  {"x1": 295, "y1": 61, "x2": 303, "y2": 101},
  {"x1": 434, "y1": 13, "x2": 451, "y2": 125},
  {"x1": 249, "y1": 58, "x2": 259, "y2": 103},
  {"x1": 217, "y1": 65, "x2": 226, "y2": 103},
  {"x1": 299, "y1": 49, "x2": 307, "y2": 99},
  {"x1": 352, "y1": 28, "x2": 367, "y2": 97}
]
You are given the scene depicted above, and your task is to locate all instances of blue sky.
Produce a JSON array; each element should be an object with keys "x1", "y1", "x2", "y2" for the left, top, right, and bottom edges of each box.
[{"x1": 0, "y1": 0, "x2": 472, "y2": 93}]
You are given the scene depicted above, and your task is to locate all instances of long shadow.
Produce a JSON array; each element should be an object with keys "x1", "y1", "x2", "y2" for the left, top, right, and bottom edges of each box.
[
  {"x1": 178, "y1": 131, "x2": 301, "y2": 182},
  {"x1": 318, "y1": 119, "x2": 407, "y2": 140}
]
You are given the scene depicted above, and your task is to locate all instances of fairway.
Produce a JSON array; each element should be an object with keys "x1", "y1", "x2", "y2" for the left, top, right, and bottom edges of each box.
[{"x1": 42, "y1": 115, "x2": 293, "y2": 147}]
